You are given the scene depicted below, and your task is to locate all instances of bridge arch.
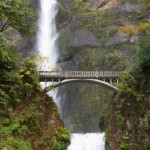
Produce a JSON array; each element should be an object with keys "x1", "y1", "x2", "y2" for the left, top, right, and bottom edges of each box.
[{"x1": 44, "y1": 79, "x2": 118, "y2": 92}]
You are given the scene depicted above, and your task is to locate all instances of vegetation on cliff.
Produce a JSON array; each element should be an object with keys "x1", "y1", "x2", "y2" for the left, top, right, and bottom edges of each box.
[
  {"x1": 102, "y1": 0, "x2": 150, "y2": 149},
  {"x1": 0, "y1": 0, "x2": 70, "y2": 149},
  {"x1": 57, "y1": 0, "x2": 150, "y2": 136},
  {"x1": 107, "y1": 36, "x2": 150, "y2": 150}
]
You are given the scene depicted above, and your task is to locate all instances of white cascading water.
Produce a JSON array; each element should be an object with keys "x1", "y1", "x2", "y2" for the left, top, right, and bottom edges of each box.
[
  {"x1": 36, "y1": 0, "x2": 60, "y2": 107},
  {"x1": 36, "y1": 0, "x2": 63, "y2": 115},
  {"x1": 37, "y1": 0, "x2": 58, "y2": 70},
  {"x1": 36, "y1": 0, "x2": 105, "y2": 149},
  {"x1": 67, "y1": 133, "x2": 105, "y2": 150}
]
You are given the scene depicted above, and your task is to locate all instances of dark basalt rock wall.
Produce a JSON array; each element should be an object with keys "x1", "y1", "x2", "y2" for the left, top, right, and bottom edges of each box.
[{"x1": 56, "y1": 0, "x2": 150, "y2": 134}]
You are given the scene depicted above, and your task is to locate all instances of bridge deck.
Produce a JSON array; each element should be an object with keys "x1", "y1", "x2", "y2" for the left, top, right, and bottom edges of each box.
[{"x1": 39, "y1": 71, "x2": 121, "y2": 81}]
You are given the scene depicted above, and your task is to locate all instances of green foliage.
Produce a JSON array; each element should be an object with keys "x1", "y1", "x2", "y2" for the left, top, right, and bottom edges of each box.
[
  {"x1": 19, "y1": 125, "x2": 29, "y2": 136},
  {"x1": 75, "y1": 10, "x2": 118, "y2": 36},
  {"x1": 145, "y1": 110, "x2": 150, "y2": 120},
  {"x1": 108, "y1": 36, "x2": 150, "y2": 149},
  {"x1": 139, "y1": 110, "x2": 150, "y2": 129},
  {"x1": 119, "y1": 23, "x2": 150, "y2": 35},
  {"x1": 118, "y1": 66, "x2": 146, "y2": 102},
  {"x1": 19, "y1": 58, "x2": 40, "y2": 96},
  {"x1": 0, "y1": 0, "x2": 34, "y2": 35},
  {"x1": 0, "y1": 117, "x2": 32, "y2": 149},
  {"x1": 57, "y1": 3, "x2": 69, "y2": 27},
  {"x1": 136, "y1": 37, "x2": 150, "y2": 73},
  {"x1": 120, "y1": 142, "x2": 129, "y2": 150},
  {"x1": 0, "y1": 137, "x2": 32, "y2": 150},
  {"x1": 0, "y1": 35, "x2": 18, "y2": 70},
  {"x1": 72, "y1": 0, "x2": 90, "y2": 13},
  {"x1": 106, "y1": 52, "x2": 128, "y2": 70},
  {"x1": 119, "y1": 68, "x2": 136, "y2": 91},
  {"x1": 0, "y1": 56, "x2": 40, "y2": 109},
  {"x1": 0, "y1": 1, "x2": 66, "y2": 149},
  {"x1": 120, "y1": 134, "x2": 129, "y2": 149},
  {"x1": 52, "y1": 128, "x2": 70, "y2": 150},
  {"x1": 0, "y1": 0, "x2": 36, "y2": 108},
  {"x1": 24, "y1": 105, "x2": 40, "y2": 130},
  {"x1": 57, "y1": 32, "x2": 69, "y2": 52},
  {"x1": 0, "y1": 1, "x2": 65, "y2": 150},
  {"x1": 115, "y1": 111, "x2": 125, "y2": 129}
]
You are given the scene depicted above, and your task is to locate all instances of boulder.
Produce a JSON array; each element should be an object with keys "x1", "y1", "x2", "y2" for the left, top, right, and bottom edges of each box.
[
  {"x1": 90, "y1": 0, "x2": 110, "y2": 10},
  {"x1": 118, "y1": 2, "x2": 140, "y2": 13},
  {"x1": 130, "y1": 35, "x2": 139, "y2": 44},
  {"x1": 69, "y1": 28, "x2": 100, "y2": 47},
  {"x1": 105, "y1": 31, "x2": 130, "y2": 46}
]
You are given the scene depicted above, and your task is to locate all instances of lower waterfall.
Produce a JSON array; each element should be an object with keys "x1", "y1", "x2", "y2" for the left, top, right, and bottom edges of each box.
[{"x1": 67, "y1": 133, "x2": 105, "y2": 150}]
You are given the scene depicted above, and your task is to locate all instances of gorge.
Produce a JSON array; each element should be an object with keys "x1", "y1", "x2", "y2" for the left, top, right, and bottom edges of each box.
[
  {"x1": 0, "y1": 0, "x2": 150, "y2": 150},
  {"x1": 37, "y1": 0, "x2": 150, "y2": 149},
  {"x1": 36, "y1": 0, "x2": 106, "y2": 149}
]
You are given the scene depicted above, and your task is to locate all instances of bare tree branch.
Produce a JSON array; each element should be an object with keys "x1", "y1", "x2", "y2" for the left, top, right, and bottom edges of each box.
[{"x1": 0, "y1": 19, "x2": 10, "y2": 32}]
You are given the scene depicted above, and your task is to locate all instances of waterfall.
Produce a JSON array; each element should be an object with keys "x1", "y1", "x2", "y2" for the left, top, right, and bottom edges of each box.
[
  {"x1": 36, "y1": 0, "x2": 60, "y2": 106},
  {"x1": 68, "y1": 133, "x2": 105, "y2": 150},
  {"x1": 36, "y1": 0, "x2": 105, "y2": 149},
  {"x1": 36, "y1": 0, "x2": 58, "y2": 70}
]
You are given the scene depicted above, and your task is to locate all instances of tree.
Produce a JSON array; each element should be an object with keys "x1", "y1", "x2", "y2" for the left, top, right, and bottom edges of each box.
[
  {"x1": 0, "y1": 0, "x2": 34, "y2": 35},
  {"x1": 136, "y1": 37, "x2": 150, "y2": 73},
  {"x1": 0, "y1": 0, "x2": 34, "y2": 108}
]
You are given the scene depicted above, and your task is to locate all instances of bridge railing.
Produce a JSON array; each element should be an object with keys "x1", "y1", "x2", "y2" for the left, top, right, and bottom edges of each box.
[{"x1": 39, "y1": 71, "x2": 122, "y2": 79}]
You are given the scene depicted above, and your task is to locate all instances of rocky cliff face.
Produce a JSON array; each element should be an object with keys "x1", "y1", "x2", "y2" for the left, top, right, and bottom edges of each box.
[
  {"x1": 56, "y1": 0, "x2": 150, "y2": 136},
  {"x1": 17, "y1": 0, "x2": 39, "y2": 59}
]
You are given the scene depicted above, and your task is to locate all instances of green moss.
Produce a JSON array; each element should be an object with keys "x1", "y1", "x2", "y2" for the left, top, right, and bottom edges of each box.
[
  {"x1": 115, "y1": 111, "x2": 125, "y2": 129},
  {"x1": 75, "y1": 10, "x2": 118, "y2": 36},
  {"x1": 0, "y1": 137, "x2": 32, "y2": 150},
  {"x1": 57, "y1": 4, "x2": 69, "y2": 27},
  {"x1": 0, "y1": 56, "x2": 68, "y2": 149},
  {"x1": 52, "y1": 128, "x2": 70, "y2": 150},
  {"x1": 106, "y1": 51, "x2": 129, "y2": 71},
  {"x1": 57, "y1": 32, "x2": 69, "y2": 51},
  {"x1": 72, "y1": 0, "x2": 90, "y2": 13}
]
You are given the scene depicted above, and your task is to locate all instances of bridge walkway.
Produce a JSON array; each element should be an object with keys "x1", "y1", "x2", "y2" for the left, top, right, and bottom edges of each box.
[{"x1": 39, "y1": 71, "x2": 121, "y2": 82}]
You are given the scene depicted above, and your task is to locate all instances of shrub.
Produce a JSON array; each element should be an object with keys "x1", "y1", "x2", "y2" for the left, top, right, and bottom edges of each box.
[
  {"x1": 118, "y1": 23, "x2": 150, "y2": 35},
  {"x1": 136, "y1": 37, "x2": 150, "y2": 73}
]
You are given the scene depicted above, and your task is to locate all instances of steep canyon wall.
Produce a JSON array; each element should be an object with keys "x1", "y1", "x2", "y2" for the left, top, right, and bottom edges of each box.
[{"x1": 56, "y1": 0, "x2": 150, "y2": 133}]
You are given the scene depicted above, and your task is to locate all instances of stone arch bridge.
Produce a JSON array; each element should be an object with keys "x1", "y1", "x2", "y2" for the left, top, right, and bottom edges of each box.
[{"x1": 39, "y1": 71, "x2": 122, "y2": 91}]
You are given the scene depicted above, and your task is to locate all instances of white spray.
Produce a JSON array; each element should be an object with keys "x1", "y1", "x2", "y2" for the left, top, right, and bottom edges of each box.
[{"x1": 67, "y1": 133, "x2": 105, "y2": 150}]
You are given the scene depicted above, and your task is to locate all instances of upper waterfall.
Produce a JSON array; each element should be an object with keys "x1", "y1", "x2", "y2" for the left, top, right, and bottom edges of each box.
[{"x1": 36, "y1": 0, "x2": 58, "y2": 70}]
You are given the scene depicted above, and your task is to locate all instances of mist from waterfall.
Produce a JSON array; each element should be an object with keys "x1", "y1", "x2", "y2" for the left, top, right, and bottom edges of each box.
[{"x1": 36, "y1": 0, "x2": 58, "y2": 70}]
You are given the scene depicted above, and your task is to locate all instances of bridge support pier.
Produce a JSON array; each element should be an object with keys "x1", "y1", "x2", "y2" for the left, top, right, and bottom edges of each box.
[
  {"x1": 52, "y1": 79, "x2": 54, "y2": 83},
  {"x1": 58, "y1": 79, "x2": 61, "y2": 83},
  {"x1": 117, "y1": 79, "x2": 119, "y2": 87},
  {"x1": 110, "y1": 79, "x2": 112, "y2": 85},
  {"x1": 45, "y1": 79, "x2": 47, "y2": 87}
]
